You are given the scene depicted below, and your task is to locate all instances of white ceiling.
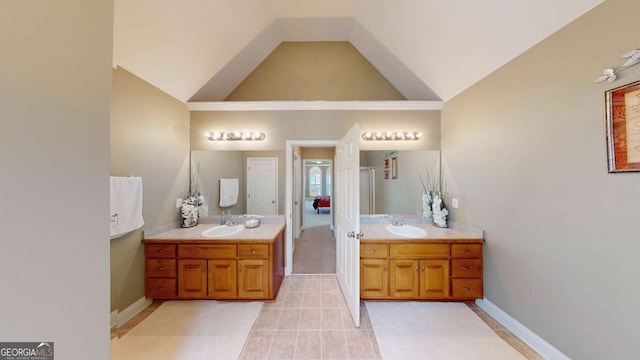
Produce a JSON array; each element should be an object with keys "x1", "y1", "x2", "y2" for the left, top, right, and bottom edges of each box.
[{"x1": 113, "y1": 0, "x2": 604, "y2": 103}]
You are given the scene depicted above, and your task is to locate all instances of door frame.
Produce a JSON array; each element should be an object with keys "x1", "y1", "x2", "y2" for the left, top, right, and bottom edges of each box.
[{"x1": 285, "y1": 140, "x2": 338, "y2": 276}]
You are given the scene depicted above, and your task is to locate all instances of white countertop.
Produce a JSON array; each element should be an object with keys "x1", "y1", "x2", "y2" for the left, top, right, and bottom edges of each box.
[
  {"x1": 144, "y1": 223, "x2": 284, "y2": 242},
  {"x1": 360, "y1": 223, "x2": 483, "y2": 241}
]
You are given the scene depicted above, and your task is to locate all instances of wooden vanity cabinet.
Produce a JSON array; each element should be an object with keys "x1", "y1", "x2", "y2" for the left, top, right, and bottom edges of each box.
[
  {"x1": 360, "y1": 240, "x2": 483, "y2": 301},
  {"x1": 144, "y1": 226, "x2": 284, "y2": 301},
  {"x1": 450, "y1": 244, "x2": 483, "y2": 299},
  {"x1": 144, "y1": 244, "x2": 177, "y2": 298},
  {"x1": 360, "y1": 244, "x2": 389, "y2": 298}
]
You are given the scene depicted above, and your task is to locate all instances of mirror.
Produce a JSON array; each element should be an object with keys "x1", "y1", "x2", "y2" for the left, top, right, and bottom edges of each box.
[
  {"x1": 190, "y1": 150, "x2": 286, "y2": 215},
  {"x1": 191, "y1": 149, "x2": 439, "y2": 217},
  {"x1": 360, "y1": 150, "x2": 440, "y2": 216}
]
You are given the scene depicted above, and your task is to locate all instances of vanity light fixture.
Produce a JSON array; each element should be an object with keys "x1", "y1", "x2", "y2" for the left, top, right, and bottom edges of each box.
[
  {"x1": 361, "y1": 131, "x2": 423, "y2": 141},
  {"x1": 206, "y1": 131, "x2": 266, "y2": 141}
]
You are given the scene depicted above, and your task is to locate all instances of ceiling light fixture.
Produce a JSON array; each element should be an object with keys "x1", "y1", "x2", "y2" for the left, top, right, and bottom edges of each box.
[
  {"x1": 206, "y1": 131, "x2": 266, "y2": 141},
  {"x1": 361, "y1": 131, "x2": 423, "y2": 141}
]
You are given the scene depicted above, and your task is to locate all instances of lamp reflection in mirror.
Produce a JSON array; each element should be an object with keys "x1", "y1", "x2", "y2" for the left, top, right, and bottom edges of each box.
[
  {"x1": 362, "y1": 131, "x2": 422, "y2": 141},
  {"x1": 206, "y1": 131, "x2": 266, "y2": 141}
]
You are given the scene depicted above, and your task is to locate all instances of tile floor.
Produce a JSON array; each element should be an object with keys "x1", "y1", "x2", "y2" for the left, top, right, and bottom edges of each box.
[
  {"x1": 111, "y1": 274, "x2": 542, "y2": 359},
  {"x1": 239, "y1": 274, "x2": 380, "y2": 359}
]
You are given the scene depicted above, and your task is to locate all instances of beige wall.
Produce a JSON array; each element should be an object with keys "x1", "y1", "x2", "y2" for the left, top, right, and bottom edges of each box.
[
  {"x1": 110, "y1": 67, "x2": 191, "y2": 312},
  {"x1": 0, "y1": 1, "x2": 113, "y2": 358},
  {"x1": 191, "y1": 110, "x2": 441, "y2": 151},
  {"x1": 441, "y1": 0, "x2": 640, "y2": 358},
  {"x1": 221, "y1": 41, "x2": 406, "y2": 101}
]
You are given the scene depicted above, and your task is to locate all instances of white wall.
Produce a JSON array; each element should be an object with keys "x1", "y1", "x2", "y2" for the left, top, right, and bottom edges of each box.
[
  {"x1": 441, "y1": 0, "x2": 640, "y2": 358},
  {"x1": 0, "y1": 1, "x2": 112, "y2": 358}
]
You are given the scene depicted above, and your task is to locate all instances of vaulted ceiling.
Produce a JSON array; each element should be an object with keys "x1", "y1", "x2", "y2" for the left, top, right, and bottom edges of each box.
[{"x1": 113, "y1": 0, "x2": 603, "y2": 103}]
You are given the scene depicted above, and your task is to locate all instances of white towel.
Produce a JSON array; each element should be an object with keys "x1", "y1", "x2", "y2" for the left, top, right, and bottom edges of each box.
[
  {"x1": 219, "y1": 178, "x2": 239, "y2": 207},
  {"x1": 110, "y1": 176, "x2": 144, "y2": 239}
]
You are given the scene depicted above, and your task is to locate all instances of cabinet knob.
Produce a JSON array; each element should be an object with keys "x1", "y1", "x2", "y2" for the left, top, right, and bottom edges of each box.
[
  {"x1": 250, "y1": 250, "x2": 256, "y2": 254},
  {"x1": 461, "y1": 267, "x2": 470, "y2": 271},
  {"x1": 157, "y1": 267, "x2": 167, "y2": 271},
  {"x1": 368, "y1": 249, "x2": 376, "y2": 253},
  {"x1": 158, "y1": 287, "x2": 166, "y2": 291},
  {"x1": 463, "y1": 287, "x2": 472, "y2": 291},
  {"x1": 157, "y1": 249, "x2": 166, "y2": 253}
]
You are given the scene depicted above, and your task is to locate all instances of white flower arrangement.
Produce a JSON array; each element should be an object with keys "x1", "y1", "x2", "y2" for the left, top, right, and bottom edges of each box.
[
  {"x1": 181, "y1": 163, "x2": 205, "y2": 228},
  {"x1": 418, "y1": 163, "x2": 449, "y2": 227}
]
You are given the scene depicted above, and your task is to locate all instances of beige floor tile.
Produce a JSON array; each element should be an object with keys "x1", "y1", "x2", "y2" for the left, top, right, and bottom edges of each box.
[
  {"x1": 321, "y1": 330, "x2": 349, "y2": 359},
  {"x1": 304, "y1": 278, "x2": 324, "y2": 292},
  {"x1": 345, "y1": 329, "x2": 376, "y2": 359},
  {"x1": 299, "y1": 308, "x2": 322, "y2": 329},
  {"x1": 278, "y1": 308, "x2": 302, "y2": 329},
  {"x1": 321, "y1": 292, "x2": 343, "y2": 308},
  {"x1": 295, "y1": 330, "x2": 322, "y2": 359},
  {"x1": 284, "y1": 291, "x2": 305, "y2": 308},
  {"x1": 321, "y1": 308, "x2": 344, "y2": 330},
  {"x1": 269, "y1": 330, "x2": 297, "y2": 359},
  {"x1": 302, "y1": 292, "x2": 323, "y2": 308},
  {"x1": 240, "y1": 330, "x2": 275, "y2": 360},
  {"x1": 254, "y1": 308, "x2": 282, "y2": 330}
]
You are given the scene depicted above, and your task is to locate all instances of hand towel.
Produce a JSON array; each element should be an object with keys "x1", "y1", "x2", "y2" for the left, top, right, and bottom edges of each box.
[
  {"x1": 110, "y1": 176, "x2": 144, "y2": 239},
  {"x1": 219, "y1": 178, "x2": 239, "y2": 207}
]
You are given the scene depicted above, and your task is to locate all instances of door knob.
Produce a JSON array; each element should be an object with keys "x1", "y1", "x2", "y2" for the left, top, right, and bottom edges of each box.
[{"x1": 347, "y1": 231, "x2": 355, "y2": 238}]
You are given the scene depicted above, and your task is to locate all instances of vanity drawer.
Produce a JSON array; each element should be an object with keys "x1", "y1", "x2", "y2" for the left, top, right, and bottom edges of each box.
[
  {"x1": 146, "y1": 259, "x2": 177, "y2": 277},
  {"x1": 238, "y1": 244, "x2": 268, "y2": 259},
  {"x1": 451, "y1": 244, "x2": 482, "y2": 258},
  {"x1": 361, "y1": 244, "x2": 389, "y2": 258},
  {"x1": 390, "y1": 243, "x2": 449, "y2": 258},
  {"x1": 451, "y1": 279, "x2": 483, "y2": 299},
  {"x1": 145, "y1": 278, "x2": 177, "y2": 298},
  {"x1": 178, "y1": 244, "x2": 237, "y2": 259},
  {"x1": 145, "y1": 244, "x2": 177, "y2": 258},
  {"x1": 450, "y1": 259, "x2": 482, "y2": 278}
]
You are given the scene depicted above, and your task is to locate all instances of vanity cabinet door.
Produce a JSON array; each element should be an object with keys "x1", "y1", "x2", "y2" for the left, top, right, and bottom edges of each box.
[
  {"x1": 238, "y1": 259, "x2": 269, "y2": 299},
  {"x1": 389, "y1": 259, "x2": 419, "y2": 298},
  {"x1": 178, "y1": 259, "x2": 207, "y2": 298},
  {"x1": 208, "y1": 260, "x2": 237, "y2": 299},
  {"x1": 360, "y1": 259, "x2": 389, "y2": 298},
  {"x1": 419, "y1": 259, "x2": 450, "y2": 299}
]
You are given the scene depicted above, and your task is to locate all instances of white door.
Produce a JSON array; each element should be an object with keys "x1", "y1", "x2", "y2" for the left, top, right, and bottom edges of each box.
[
  {"x1": 247, "y1": 157, "x2": 277, "y2": 215},
  {"x1": 335, "y1": 124, "x2": 360, "y2": 327},
  {"x1": 293, "y1": 152, "x2": 302, "y2": 239}
]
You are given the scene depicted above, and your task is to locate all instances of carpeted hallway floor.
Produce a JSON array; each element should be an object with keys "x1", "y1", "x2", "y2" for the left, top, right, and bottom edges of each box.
[
  {"x1": 292, "y1": 225, "x2": 336, "y2": 274},
  {"x1": 292, "y1": 199, "x2": 335, "y2": 274}
]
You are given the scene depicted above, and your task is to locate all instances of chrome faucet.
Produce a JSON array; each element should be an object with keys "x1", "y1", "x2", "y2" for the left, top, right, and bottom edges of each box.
[{"x1": 391, "y1": 216, "x2": 405, "y2": 226}]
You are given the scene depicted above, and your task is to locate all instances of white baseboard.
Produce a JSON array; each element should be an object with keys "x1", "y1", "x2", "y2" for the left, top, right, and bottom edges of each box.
[
  {"x1": 110, "y1": 310, "x2": 118, "y2": 329},
  {"x1": 111, "y1": 297, "x2": 153, "y2": 328},
  {"x1": 476, "y1": 298, "x2": 570, "y2": 360}
]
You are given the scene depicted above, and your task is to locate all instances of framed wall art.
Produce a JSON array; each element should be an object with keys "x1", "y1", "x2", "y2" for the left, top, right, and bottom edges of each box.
[
  {"x1": 605, "y1": 80, "x2": 640, "y2": 172},
  {"x1": 384, "y1": 151, "x2": 398, "y2": 180}
]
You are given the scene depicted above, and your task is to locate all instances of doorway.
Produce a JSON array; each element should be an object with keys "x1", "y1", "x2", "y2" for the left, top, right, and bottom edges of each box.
[
  {"x1": 303, "y1": 159, "x2": 332, "y2": 230},
  {"x1": 285, "y1": 141, "x2": 337, "y2": 276},
  {"x1": 293, "y1": 153, "x2": 335, "y2": 274}
]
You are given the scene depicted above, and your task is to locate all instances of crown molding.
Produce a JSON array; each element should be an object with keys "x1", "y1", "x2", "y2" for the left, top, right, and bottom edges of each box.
[{"x1": 186, "y1": 100, "x2": 444, "y2": 111}]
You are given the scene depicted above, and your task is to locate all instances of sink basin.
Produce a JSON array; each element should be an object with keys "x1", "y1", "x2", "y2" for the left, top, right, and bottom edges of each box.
[
  {"x1": 385, "y1": 224, "x2": 427, "y2": 238},
  {"x1": 201, "y1": 225, "x2": 244, "y2": 238}
]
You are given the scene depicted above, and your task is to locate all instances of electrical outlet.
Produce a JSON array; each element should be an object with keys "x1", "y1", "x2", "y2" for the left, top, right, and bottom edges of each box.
[
  {"x1": 451, "y1": 198, "x2": 459, "y2": 209},
  {"x1": 176, "y1": 198, "x2": 183, "y2": 208}
]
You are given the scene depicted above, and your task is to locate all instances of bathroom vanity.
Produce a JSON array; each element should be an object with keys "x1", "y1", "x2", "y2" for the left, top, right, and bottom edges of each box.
[
  {"x1": 142, "y1": 223, "x2": 285, "y2": 301},
  {"x1": 359, "y1": 223, "x2": 484, "y2": 301}
]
